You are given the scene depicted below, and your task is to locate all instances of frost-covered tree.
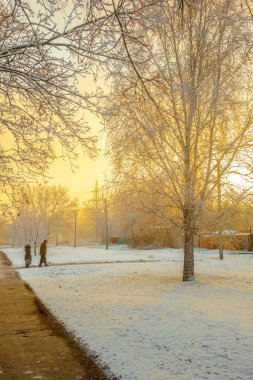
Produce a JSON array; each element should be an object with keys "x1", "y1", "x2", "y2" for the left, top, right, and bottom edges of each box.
[
  {"x1": 0, "y1": 0, "x2": 113, "y2": 192},
  {"x1": 103, "y1": 0, "x2": 253, "y2": 281},
  {"x1": 2, "y1": 0, "x2": 252, "y2": 197},
  {"x1": 10, "y1": 185, "x2": 78, "y2": 253},
  {"x1": 0, "y1": 0, "x2": 174, "y2": 196},
  {"x1": 1, "y1": 0, "x2": 155, "y2": 195}
]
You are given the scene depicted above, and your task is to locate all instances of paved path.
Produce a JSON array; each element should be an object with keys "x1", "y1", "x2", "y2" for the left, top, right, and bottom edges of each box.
[
  {"x1": 13, "y1": 259, "x2": 163, "y2": 270},
  {"x1": 0, "y1": 253, "x2": 110, "y2": 380}
]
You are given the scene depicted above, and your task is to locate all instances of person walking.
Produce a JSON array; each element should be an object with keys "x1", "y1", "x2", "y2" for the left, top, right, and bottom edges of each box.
[
  {"x1": 24, "y1": 244, "x2": 32, "y2": 268},
  {"x1": 39, "y1": 240, "x2": 48, "y2": 267}
]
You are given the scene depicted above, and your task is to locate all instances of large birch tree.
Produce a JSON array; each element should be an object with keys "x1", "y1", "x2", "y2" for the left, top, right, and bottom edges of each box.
[{"x1": 103, "y1": 0, "x2": 253, "y2": 281}]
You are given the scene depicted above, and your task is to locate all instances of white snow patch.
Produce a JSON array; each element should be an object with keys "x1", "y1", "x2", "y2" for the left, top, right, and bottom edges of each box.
[{"x1": 3, "y1": 245, "x2": 253, "y2": 380}]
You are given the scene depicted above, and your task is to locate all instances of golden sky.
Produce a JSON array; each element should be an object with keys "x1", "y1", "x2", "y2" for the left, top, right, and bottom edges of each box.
[
  {"x1": 2, "y1": 74, "x2": 109, "y2": 203},
  {"x1": 48, "y1": 110, "x2": 110, "y2": 203},
  {"x1": 48, "y1": 148, "x2": 109, "y2": 203},
  {"x1": 49, "y1": 72, "x2": 111, "y2": 202}
]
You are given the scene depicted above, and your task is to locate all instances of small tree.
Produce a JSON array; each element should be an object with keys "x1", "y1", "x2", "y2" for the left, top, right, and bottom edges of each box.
[{"x1": 10, "y1": 185, "x2": 78, "y2": 252}]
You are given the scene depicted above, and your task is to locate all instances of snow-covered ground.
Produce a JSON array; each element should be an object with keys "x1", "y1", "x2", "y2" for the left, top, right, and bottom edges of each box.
[
  {"x1": 3, "y1": 245, "x2": 253, "y2": 380},
  {"x1": 4, "y1": 244, "x2": 185, "y2": 267}
]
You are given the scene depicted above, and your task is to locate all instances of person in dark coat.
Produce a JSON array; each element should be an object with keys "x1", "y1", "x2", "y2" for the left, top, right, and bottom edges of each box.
[
  {"x1": 24, "y1": 244, "x2": 32, "y2": 268},
  {"x1": 39, "y1": 240, "x2": 48, "y2": 267}
]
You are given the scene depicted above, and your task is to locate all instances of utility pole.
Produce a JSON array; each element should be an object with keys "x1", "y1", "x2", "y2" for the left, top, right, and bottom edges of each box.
[
  {"x1": 55, "y1": 222, "x2": 58, "y2": 246},
  {"x1": 74, "y1": 211, "x2": 77, "y2": 248},
  {"x1": 104, "y1": 198, "x2": 109, "y2": 250},
  {"x1": 217, "y1": 159, "x2": 223, "y2": 260}
]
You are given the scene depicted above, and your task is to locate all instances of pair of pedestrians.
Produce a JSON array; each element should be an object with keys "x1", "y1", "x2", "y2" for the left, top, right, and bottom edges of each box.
[{"x1": 24, "y1": 240, "x2": 48, "y2": 268}]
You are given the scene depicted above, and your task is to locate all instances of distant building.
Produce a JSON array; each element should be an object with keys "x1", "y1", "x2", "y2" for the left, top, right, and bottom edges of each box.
[
  {"x1": 199, "y1": 233, "x2": 253, "y2": 251},
  {"x1": 109, "y1": 236, "x2": 126, "y2": 245}
]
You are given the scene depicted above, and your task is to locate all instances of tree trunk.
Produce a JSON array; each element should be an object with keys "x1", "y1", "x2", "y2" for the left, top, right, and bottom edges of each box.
[
  {"x1": 74, "y1": 212, "x2": 77, "y2": 248},
  {"x1": 104, "y1": 199, "x2": 109, "y2": 250},
  {"x1": 34, "y1": 241, "x2": 37, "y2": 256},
  {"x1": 55, "y1": 225, "x2": 58, "y2": 246},
  {"x1": 218, "y1": 231, "x2": 223, "y2": 260},
  {"x1": 217, "y1": 159, "x2": 224, "y2": 260},
  {"x1": 183, "y1": 208, "x2": 195, "y2": 281}
]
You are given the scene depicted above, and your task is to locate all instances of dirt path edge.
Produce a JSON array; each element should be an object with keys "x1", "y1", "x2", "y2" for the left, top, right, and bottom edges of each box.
[{"x1": 1, "y1": 251, "x2": 118, "y2": 380}]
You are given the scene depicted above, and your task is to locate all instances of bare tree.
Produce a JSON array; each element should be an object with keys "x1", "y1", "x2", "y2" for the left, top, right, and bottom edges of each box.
[
  {"x1": 1, "y1": 0, "x2": 252, "y2": 192},
  {"x1": 1, "y1": 0, "x2": 143, "y2": 193},
  {"x1": 103, "y1": 0, "x2": 253, "y2": 281},
  {"x1": 10, "y1": 185, "x2": 78, "y2": 252}
]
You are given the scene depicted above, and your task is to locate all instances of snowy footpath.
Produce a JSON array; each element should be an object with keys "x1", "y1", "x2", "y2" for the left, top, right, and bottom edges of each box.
[{"x1": 3, "y1": 245, "x2": 253, "y2": 380}]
